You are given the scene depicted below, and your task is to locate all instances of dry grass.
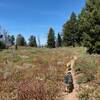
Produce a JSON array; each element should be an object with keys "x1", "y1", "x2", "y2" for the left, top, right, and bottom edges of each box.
[
  {"x1": 74, "y1": 54, "x2": 100, "y2": 100},
  {"x1": 0, "y1": 47, "x2": 78, "y2": 100},
  {"x1": 1, "y1": 47, "x2": 99, "y2": 100}
]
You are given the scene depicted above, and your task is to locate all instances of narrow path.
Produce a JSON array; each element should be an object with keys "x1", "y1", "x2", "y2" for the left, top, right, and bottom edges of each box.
[{"x1": 63, "y1": 56, "x2": 78, "y2": 100}]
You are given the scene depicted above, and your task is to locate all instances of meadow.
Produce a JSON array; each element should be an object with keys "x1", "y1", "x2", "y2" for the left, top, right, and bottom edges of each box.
[
  {"x1": 0, "y1": 47, "x2": 73, "y2": 100},
  {"x1": 0, "y1": 47, "x2": 100, "y2": 100}
]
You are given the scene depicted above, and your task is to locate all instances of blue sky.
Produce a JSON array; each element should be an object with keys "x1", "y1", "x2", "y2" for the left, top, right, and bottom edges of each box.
[{"x1": 0, "y1": 0, "x2": 85, "y2": 45}]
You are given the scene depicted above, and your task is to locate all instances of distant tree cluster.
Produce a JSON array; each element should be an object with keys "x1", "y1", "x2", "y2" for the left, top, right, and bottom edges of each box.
[
  {"x1": 62, "y1": 0, "x2": 100, "y2": 54},
  {"x1": 28, "y1": 35, "x2": 37, "y2": 47},
  {"x1": 16, "y1": 34, "x2": 26, "y2": 46},
  {"x1": 0, "y1": 0, "x2": 100, "y2": 54},
  {"x1": 47, "y1": 28, "x2": 62, "y2": 48},
  {"x1": 16, "y1": 34, "x2": 37, "y2": 47},
  {"x1": 78, "y1": 0, "x2": 100, "y2": 54},
  {"x1": 0, "y1": 27, "x2": 15, "y2": 49},
  {"x1": 47, "y1": 0, "x2": 100, "y2": 54}
]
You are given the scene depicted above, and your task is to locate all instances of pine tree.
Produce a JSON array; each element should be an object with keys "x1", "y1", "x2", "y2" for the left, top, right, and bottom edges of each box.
[
  {"x1": 33, "y1": 36, "x2": 37, "y2": 47},
  {"x1": 81, "y1": 32, "x2": 91, "y2": 47},
  {"x1": 57, "y1": 33, "x2": 62, "y2": 47},
  {"x1": 47, "y1": 28, "x2": 55, "y2": 48},
  {"x1": 63, "y1": 12, "x2": 78, "y2": 47},
  {"x1": 29, "y1": 35, "x2": 37, "y2": 47},
  {"x1": 16, "y1": 34, "x2": 26, "y2": 46},
  {"x1": 78, "y1": 0, "x2": 100, "y2": 54}
]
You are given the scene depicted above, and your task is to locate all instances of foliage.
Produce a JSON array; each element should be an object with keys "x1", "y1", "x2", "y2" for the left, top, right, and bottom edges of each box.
[
  {"x1": 63, "y1": 12, "x2": 78, "y2": 47},
  {"x1": 95, "y1": 41, "x2": 100, "y2": 54},
  {"x1": 47, "y1": 28, "x2": 55, "y2": 48},
  {"x1": 16, "y1": 34, "x2": 26, "y2": 46},
  {"x1": 77, "y1": 75, "x2": 95, "y2": 84},
  {"x1": 62, "y1": 0, "x2": 100, "y2": 54},
  {"x1": 28, "y1": 35, "x2": 37, "y2": 47},
  {"x1": 75, "y1": 54, "x2": 100, "y2": 100},
  {"x1": 78, "y1": 0, "x2": 100, "y2": 54},
  {"x1": 56, "y1": 33, "x2": 62, "y2": 47},
  {"x1": 75, "y1": 55, "x2": 97, "y2": 84}
]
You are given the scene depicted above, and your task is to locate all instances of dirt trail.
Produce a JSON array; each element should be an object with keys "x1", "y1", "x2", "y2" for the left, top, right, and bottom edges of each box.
[{"x1": 63, "y1": 56, "x2": 78, "y2": 100}]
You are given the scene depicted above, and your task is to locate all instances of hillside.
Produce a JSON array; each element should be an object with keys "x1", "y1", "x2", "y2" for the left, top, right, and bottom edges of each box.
[{"x1": 0, "y1": 47, "x2": 100, "y2": 100}]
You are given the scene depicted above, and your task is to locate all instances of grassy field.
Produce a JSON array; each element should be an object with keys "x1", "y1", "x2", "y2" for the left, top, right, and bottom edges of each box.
[
  {"x1": 74, "y1": 51, "x2": 100, "y2": 99},
  {"x1": 0, "y1": 47, "x2": 74, "y2": 100},
  {"x1": 0, "y1": 47, "x2": 100, "y2": 100}
]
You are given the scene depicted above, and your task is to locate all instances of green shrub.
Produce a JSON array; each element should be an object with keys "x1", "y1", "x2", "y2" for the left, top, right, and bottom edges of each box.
[
  {"x1": 76, "y1": 56, "x2": 97, "y2": 72},
  {"x1": 77, "y1": 74, "x2": 95, "y2": 84},
  {"x1": 75, "y1": 55, "x2": 97, "y2": 84}
]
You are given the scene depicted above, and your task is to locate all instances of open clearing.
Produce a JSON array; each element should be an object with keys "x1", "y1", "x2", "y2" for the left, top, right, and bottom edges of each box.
[{"x1": 0, "y1": 47, "x2": 100, "y2": 100}]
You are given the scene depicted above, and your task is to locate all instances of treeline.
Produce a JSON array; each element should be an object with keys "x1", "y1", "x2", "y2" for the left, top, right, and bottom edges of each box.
[
  {"x1": 0, "y1": 0, "x2": 100, "y2": 54},
  {"x1": 47, "y1": 0, "x2": 100, "y2": 54},
  {"x1": 0, "y1": 32, "x2": 38, "y2": 49}
]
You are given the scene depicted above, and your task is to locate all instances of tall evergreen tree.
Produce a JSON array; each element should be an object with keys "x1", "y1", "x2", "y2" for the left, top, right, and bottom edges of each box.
[
  {"x1": 78, "y1": 0, "x2": 100, "y2": 54},
  {"x1": 33, "y1": 36, "x2": 37, "y2": 47},
  {"x1": 57, "y1": 33, "x2": 62, "y2": 47},
  {"x1": 77, "y1": 8, "x2": 87, "y2": 46},
  {"x1": 47, "y1": 28, "x2": 55, "y2": 48},
  {"x1": 63, "y1": 12, "x2": 78, "y2": 47},
  {"x1": 29, "y1": 35, "x2": 37, "y2": 47},
  {"x1": 16, "y1": 34, "x2": 26, "y2": 46}
]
